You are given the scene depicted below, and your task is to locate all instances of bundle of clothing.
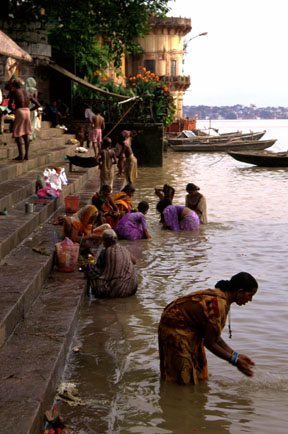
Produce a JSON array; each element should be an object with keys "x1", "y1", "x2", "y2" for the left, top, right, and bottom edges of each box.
[{"x1": 36, "y1": 167, "x2": 68, "y2": 199}]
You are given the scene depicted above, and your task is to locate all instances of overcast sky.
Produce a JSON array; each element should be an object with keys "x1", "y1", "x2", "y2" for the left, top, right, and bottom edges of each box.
[{"x1": 168, "y1": 0, "x2": 288, "y2": 107}]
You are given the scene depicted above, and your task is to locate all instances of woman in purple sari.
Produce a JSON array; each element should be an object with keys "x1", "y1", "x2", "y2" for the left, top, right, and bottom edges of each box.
[
  {"x1": 162, "y1": 204, "x2": 200, "y2": 231},
  {"x1": 116, "y1": 201, "x2": 152, "y2": 240}
]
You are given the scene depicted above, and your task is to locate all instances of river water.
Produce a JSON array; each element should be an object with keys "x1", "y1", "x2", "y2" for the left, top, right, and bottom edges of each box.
[{"x1": 61, "y1": 120, "x2": 288, "y2": 434}]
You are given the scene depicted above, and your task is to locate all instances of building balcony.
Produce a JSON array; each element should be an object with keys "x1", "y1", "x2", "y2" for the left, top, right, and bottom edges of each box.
[
  {"x1": 159, "y1": 75, "x2": 191, "y2": 91},
  {"x1": 149, "y1": 17, "x2": 192, "y2": 34}
]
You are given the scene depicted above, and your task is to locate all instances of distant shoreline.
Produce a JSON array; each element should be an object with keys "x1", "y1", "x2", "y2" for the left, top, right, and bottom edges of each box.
[{"x1": 183, "y1": 105, "x2": 288, "y2": 120}]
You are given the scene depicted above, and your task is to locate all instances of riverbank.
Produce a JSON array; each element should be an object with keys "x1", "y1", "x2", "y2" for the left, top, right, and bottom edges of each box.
[
  {"x1": 58, "y1": 119, "x2": 288, "y2": 433},
  {"x1": 0, "y1": 122, "x2": 105, "y2": 433}
]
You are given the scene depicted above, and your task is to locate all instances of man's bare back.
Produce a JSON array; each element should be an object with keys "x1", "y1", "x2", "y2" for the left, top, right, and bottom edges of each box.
[
  {"x1": 9, "y1": 87, "x2": 40, "y2": 111},
  {"x1": 92, "y1": 113, "x2": 105, "y2": 129},
  {"x1": 123, "y1": 141, "x2": 133, "y2": 158},
  {"x1": 10, "y1": 88, "x2": 30, "y2": 109}
]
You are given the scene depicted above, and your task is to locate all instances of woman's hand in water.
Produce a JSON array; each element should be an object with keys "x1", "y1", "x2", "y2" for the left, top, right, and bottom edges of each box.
[{"x1": 236, "y1": 354, "x2": 255, "y2": 377}]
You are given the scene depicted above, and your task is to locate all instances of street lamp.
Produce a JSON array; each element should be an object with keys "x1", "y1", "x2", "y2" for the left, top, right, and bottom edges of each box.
[
  {"x1": 183, "y1": 32, "x2": 208, "y2": 53},
  {"x1": 182, "y1": 31, "x2": 208, "y2": 73}
]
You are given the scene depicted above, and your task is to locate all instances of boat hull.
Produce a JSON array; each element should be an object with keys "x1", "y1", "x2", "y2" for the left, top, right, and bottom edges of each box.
[
  {"x1": 167, "y1": 130, "x2": 266, "y2": 146},
  {"x1": 228, "y1": 150, "x2": 288, "y2": 167},
  {"x1": 169, "y1": 139, "x2": 276, "y2": 152}
]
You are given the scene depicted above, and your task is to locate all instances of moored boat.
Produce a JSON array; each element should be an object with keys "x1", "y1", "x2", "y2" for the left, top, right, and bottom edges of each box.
[
  {"x1": 169, "y1": 138, "x2": 276, "y2": 153},
  {"x1": 167, "y1": 130, "x2": 266, "y2": 146},
  {"x1": 193, "y1": 129, "x2": 266, "y2": 141},
  {"x1": 228, "y1": 150, "x2": 288, "y2": 167}
]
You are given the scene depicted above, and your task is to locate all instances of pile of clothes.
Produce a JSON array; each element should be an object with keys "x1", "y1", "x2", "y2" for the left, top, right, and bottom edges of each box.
[{"x1": 36, "y1": 167, "x2": 68, "y2": 199}]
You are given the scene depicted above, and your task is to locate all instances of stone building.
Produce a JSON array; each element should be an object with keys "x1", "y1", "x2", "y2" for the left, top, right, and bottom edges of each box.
[
  {"x1": 126, "y1": 16, "x2": 192, "y2": 119},
  {"x1": 0, "y1": 23, "x2": 73, "y2": 108},
  {"x1": 0, "y1": 24, "x2": 52, "y2": 101},
  {"x1": 0, "y1": 16, "x2": 192, "y2": 121}
]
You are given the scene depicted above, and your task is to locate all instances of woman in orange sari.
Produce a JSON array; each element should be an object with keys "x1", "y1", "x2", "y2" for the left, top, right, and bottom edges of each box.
[
  {"x1": 63, "y1": 204, "x2": 110, "y2": 242},
  {"x1": 113, "y1": 183, "x2": 135, "y2": 216},
  {"x1": 158, "y1": 272, "x2": 258, "y2": 385},
  {"x1": 92, "y1": 184, "x2": 120, "y2": 229}
]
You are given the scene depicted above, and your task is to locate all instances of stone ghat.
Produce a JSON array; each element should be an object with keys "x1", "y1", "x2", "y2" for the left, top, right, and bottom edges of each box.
[{"x1": 0, "y1": 122, "x2": 107, "y2": 434}]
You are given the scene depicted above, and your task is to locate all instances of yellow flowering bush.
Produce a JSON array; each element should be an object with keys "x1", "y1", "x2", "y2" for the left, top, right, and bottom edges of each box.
[{"x1": 127, "y1": 67, "x2": 175, "y2": 126}]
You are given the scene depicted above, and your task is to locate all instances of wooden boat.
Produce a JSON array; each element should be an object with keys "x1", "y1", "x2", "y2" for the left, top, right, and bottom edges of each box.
[
  {"x1": 228, "y1": 150, "x2": 288, "y2": 167},
  {"x1": 167, "y1": 130, "x2": 266, "y2": 146},
  {"x1": 193, "y1": 129, "x2": 266, "y2": 141},
  {"x1": 169, "y1": 139, "x2": 276, "y2": 153}
]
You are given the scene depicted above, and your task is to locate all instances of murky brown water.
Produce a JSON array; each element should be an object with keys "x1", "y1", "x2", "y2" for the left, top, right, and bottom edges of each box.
[{"x1": 61, "y1": 120, "x2": 288, "y2": 433}]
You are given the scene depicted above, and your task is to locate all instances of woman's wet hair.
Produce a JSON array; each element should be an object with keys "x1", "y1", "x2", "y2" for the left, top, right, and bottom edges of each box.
[
  {"x1": 215, "y1": 272, "x2": 258, "y2": 293},
  {"x1": 100, "y1": 184, "x2": 111, "y2": 194},
  {"x1": 138, "y1": 201, "x2": 149, "y2": 213},
  {"x1": 102, "y1": 137, "x2": 112, "y2": 148},
  {"x1": 156, "y1": 198, "x2": 171, "y2": 214},
  {"x1": 186, "y1": 183, "x2": 200, "y2": 192},
  {"x1": 122, "y1": 184, "x2": 135, "y2": 193},
  {"x1": 163, "y1": 184, "x2": 175, "y2": 199}
]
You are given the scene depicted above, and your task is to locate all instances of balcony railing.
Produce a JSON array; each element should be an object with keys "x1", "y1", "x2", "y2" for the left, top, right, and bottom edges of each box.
[
  {"x1": 159, "y1": 75, "x2": 191, "y2": 89},
  {"x1": 149, "y1": 17, "x2": 191, "y2": 33}
]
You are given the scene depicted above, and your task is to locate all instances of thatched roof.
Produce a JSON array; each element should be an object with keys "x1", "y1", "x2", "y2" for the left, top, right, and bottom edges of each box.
[{"x1": 0, "y1": 30, "x2": 32, "y2": 62}]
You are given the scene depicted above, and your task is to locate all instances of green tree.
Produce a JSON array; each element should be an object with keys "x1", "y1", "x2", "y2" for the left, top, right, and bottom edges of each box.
[{"x1": 4, "y1": 0, "x2": 170, "y2": 78}]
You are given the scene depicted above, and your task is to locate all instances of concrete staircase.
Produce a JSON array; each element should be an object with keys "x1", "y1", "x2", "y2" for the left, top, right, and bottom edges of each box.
[{"x1": 0, "y1": 122, "x2": 102, "y2": 433}]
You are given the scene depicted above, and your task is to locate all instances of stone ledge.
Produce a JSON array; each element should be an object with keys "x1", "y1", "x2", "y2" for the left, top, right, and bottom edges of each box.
[{"x1": 0, "y1": 271, "x2": 85, "y2": 434}]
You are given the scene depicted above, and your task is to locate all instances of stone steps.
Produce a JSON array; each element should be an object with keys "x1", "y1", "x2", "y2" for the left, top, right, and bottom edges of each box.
[
  {"x1": 0, "y1": 271, "x2": 85, "y2": 434},
  {"x1": 0, "y1": 135, "x2": 75, "y2": 160},
  {"x1": 0, "y1": 177, "x2": 102, "y2": 434},
  {"x1": 0, "y1": 133, "x2": 75, "y2": 160},
  {"x1": 0, "y1": 125, "x2": 100, "y2": 342},
  {"x1": 0, "y1": 143, "x2": 78, "y2": 184},
  {"x1": 0, "y1": 122, "x2": 65, "y2": 142},
  {"x1": 0, "y1": 158, "x2": 70, "y2": 211},
  {"x1": 0, "y1": 166, "x2": 99, "y2": 261},
  {"x1": 0, "y1": 170, "x2": 100, "y2": 342},
  {"x1": 0, "y1": 122, "x2": 127, "y2": 432}
]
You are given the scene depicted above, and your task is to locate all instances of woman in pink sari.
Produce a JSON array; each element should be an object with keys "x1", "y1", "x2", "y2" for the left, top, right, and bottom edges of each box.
[
  {"x1": 116, "y1": 201, "x2": 152, "y2": 240},
  {"x1": 159, "y1": 203, "x2": 200, "y2": 231}
]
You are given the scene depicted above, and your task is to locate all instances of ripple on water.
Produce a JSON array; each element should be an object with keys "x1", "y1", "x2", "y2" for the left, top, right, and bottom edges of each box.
[{"x1": 61, "y1": 126, "x2": 288, "y2": 433}]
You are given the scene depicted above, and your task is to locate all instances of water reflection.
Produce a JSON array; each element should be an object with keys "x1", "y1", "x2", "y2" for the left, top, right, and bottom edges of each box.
[
  {"x1": 61, "y1": 121, "x2": 288, "y2": 433},
  {"x1": 158, "y1": 382, "x2": 234, "y2": 434}
]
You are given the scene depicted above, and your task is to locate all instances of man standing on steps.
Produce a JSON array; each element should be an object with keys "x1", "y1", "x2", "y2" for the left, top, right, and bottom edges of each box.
[
  {"x1": 8, "y1": 78, "x2": 40, "y2": 161},
  {"x1": 89, "y1": 108, "x2": 105, "y2": 159}
]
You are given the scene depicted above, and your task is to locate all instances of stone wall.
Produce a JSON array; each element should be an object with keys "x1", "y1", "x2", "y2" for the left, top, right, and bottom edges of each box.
[
  {"x1": 0, "y1": 24, "x2": 52, "y2": 102},
  {"x1": 66, "y1": 120, "x2": 164, "y2": 167}
]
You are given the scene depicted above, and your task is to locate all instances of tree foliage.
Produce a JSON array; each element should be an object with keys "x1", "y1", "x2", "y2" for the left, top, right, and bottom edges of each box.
[
  {"x1": 4, "y1": 0, "x2": 170, "y2": 77},
  {"x1": 4, "y1": 1, "x2": 176, "y2": 125}
]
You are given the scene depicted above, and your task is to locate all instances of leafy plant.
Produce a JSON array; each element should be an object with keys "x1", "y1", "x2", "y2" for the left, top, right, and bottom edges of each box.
[
  {"x1": 4, "y1": 0, "x2": 170, "y2": 78},
  {"x1": 127, "y1": 67, "x2": 176, "y2": 126}
]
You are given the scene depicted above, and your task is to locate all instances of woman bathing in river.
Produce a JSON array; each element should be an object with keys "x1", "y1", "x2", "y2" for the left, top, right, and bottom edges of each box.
[
  {"x1": 158, "y1": 272, "x2": 258, "y2": 385},
  {"x1": 157, "y1": 201, "x2": 200, "y2": 232}
]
